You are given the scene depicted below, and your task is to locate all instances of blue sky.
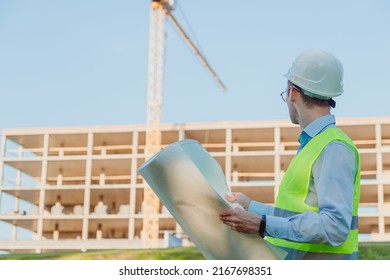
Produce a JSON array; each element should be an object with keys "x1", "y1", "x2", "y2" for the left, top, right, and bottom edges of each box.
[
  {"x1": 0, "y1": 0, "x2": 389, "y2": 132},
  {"x1": 0, "y1": 0, "x2": 390, "y2": 241}
]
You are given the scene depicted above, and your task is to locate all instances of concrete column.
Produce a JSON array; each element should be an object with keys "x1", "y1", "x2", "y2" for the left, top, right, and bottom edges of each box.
[
  {"x1": 375, "y1": 123, "x2": 385, "y2": 235},
  {"x1": 57, "y1": 170, "x2": 63, "y2": 186},
  {"x1": 379, "y1": 215, "x2": 385, "y2": 236},
  {"x1": 53, "y1": 223, "x2": 59, "y2": 240},
  {"x1": 11, "y1": 222, "x2": 17, "y2": 241},
  {"x1": 129, "y1": 188, "x2": 136, "y2": 240},
  {"x1": 12, "y1": 165, "x2": 20, "y2": 240},
  {"x1": 131, "y1": 132, "x2": 139, "y2": 186},
  {"x1": 82, "y1": 188, "x2": 91, "y2": 241},
  {"x1": 225, "y1": 128, "x2": 232, "y2": 188},
  {"x1": 99, "y1": 169, "x2": 105, "y2": 186},
  {"x1": 82, "y1": 132, "x2": 93, "y2": 242},
  {"x1": 0, "y1": 134, "x2": 6, "y2": 211},
  {"x1": 376, "y1": 123, "x2": 383, "y2": 203},
  {"x1": 36, "y1": 133, "x2": 49, "y2": 253},
  {"x1": 10, "y1": 146, "x2": 23, "y2": 240},
  {"x1": 129, "y1": 131, "x2": 139, "y2": 240},
  {"x1": 178, "y1": 128, "x2": 185, "y2": 140}
]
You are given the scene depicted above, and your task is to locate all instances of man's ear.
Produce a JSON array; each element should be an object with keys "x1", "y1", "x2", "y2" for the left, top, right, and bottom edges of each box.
[{"x1": 290, "y1": 88, "x2": 298, "y2": 102}]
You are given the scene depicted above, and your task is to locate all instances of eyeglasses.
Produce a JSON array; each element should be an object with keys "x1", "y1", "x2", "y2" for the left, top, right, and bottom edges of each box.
[
  {"x1": 280, "y1": 84, "x2": 302, "y2": 102},
  {"x1": 280, "y1": 89, "x2": 288, "y2": 102}
]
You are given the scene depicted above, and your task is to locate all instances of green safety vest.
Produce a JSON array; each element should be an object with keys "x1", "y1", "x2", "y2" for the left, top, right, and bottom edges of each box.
[{"x1": 267, "y1": 128, "x2": 360, "y2": 255}]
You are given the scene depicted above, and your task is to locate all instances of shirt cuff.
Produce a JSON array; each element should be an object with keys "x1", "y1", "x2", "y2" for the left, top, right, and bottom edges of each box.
[
  {"x1": 248, "y1": 201, "x2": 273, "y2": 216},
  {"x1": 265, "y1": 215, "x2": 289, "y2": 239}
]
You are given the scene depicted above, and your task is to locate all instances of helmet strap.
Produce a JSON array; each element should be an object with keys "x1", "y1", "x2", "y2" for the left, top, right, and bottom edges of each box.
[{"x1": 328, "y1": 98, "x2": 336, "y2": 108}]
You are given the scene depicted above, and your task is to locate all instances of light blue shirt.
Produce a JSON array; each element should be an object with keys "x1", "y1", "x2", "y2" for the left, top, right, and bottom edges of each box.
[{"x1": 248, "y1": 115, "x2": 358, "y2": 259}]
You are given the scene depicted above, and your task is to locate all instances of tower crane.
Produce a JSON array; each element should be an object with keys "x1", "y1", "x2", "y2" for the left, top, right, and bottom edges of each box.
[{"x1": 142, "y1": 0, "x2": 226, "y2": 248}]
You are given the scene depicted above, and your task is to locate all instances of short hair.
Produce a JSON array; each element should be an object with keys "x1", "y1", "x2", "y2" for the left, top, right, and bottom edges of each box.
[
  {"x1": 291, "y1": 83, "x2": 335, "y2": 108},
  {"x1": 300, "y1": 92, "x2": 331, "y2": 108}
]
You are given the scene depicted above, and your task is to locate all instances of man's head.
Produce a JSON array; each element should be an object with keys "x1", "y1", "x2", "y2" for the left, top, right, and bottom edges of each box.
[
  {"x1": 284, "y1": 49, "x2": 344, "y2": 108},
  {"x1": 281, "y1": 49, "x2": 344, "y2": 126}
]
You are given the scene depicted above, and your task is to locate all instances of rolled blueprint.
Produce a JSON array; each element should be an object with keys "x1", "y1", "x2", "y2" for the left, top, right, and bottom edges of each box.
[{"x1": 138, "y1": 139, "x2": 282, "y2": 260}]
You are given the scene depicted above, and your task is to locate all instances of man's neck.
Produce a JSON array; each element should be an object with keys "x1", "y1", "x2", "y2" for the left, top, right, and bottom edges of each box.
[{"x1": 299, "y1": 107, "x2": 331, "y2": 131}]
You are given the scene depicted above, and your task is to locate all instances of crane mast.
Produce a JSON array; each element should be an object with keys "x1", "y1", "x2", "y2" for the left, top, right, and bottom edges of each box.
[
  {"x1": 143, "y1": 0, "x2": 225, "y2": 248},
  {"x1": 143, "y1": 0, "x2": 169, "y2": 248}
]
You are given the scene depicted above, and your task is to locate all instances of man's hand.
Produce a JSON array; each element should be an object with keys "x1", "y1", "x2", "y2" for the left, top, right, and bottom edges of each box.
[
  {"x1": 219, "y1": 208, "x2": 261, "y2": 234},
  {"x1": 225, "y1": 192, "x2": 252, "y2": 211}
]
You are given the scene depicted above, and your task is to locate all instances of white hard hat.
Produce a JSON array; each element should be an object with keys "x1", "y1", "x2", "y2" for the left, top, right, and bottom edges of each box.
[{"x1": 284, "y1": 49, "x2": 344, "y2": 99}]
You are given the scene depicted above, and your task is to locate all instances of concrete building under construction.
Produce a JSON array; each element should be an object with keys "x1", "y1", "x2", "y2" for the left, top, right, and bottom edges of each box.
[{"x1": 1, "y1": 117, "x2": 390, "y2": 253}]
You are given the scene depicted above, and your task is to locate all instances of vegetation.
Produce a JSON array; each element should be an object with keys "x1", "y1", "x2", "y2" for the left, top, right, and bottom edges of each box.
[
  {"x1": 0, "y1": 247, "x2": 204, "y2": 260},
  {"x1": 0, "y1": 243, "x2": 389, "y2": 260},
  {"x1": 358, "y1": 242, "x2": 390, "y2": 260}
]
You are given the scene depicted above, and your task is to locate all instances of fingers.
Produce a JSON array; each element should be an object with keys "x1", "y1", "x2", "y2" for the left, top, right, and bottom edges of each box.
[
  {"x1": 220, "y1": 208, "x2": 241, "y2": 216},
  {"x1": 219, "y1": 208, "x2": 243, "y2": 225},
  {"x1": 219, "y1": 210, "x2": 245, "y2": 233},
  {"x1": 219, "y1": 213, "x2": 234, "y2": 228},
  {"x1": 219, "y1": 209, "x2": 234, "y2": 225},
  {"x1": 225, "y1": 192, "x2": 236, "y2": 202},
  {"x1": 219, "y1": 209, "x2": 233, "y2": 218}
]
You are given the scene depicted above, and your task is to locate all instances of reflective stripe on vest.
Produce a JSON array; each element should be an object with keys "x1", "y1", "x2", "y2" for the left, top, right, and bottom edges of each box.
[{"x1": 267, "y1": 128, "x2": 361, "y2": 255}]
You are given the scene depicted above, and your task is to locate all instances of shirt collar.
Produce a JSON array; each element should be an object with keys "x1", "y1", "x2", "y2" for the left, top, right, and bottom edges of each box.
[
  {"x1": 297, "y1": 114, "x2": 336, "y2": 152},
  {"x1": 302, "y1": 114, "x2": 336, "y2": 138}
]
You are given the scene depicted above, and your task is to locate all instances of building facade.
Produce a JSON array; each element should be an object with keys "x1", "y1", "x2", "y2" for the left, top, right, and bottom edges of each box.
[{"x1": 1, "y1": 117, "x2": 390, "y2": 253}]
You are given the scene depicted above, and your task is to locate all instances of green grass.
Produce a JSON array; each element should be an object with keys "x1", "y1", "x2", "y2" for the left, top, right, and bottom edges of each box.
[
  {"x1": 0, "y1": 247, "x2": 205, "y2": 260},
  {"x1": 358, "y1": 242, "x2": 390, "y2": 260},
  {"x1": 1, "y1": 243, "x2": 389, "y2": 260}
]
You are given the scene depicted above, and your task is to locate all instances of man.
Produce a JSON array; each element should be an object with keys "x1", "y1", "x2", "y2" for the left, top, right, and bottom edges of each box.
[{"x1": 220, "y1": 49, "x2": 360, "y2": 260}]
